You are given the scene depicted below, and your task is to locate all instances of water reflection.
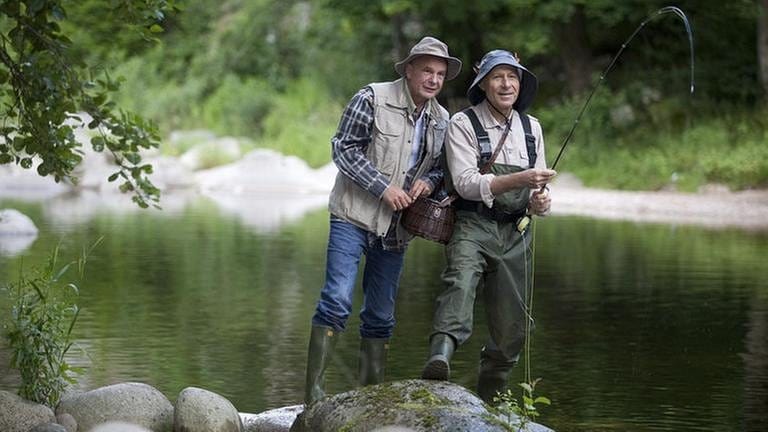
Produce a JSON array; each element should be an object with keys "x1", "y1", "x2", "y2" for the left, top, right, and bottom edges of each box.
[
  {"x1": 0, "y1": 199, "x2": 766, "y2": 432},
  {"x1": 742, "y1": 296, "x2": 768, "y2": 431}
]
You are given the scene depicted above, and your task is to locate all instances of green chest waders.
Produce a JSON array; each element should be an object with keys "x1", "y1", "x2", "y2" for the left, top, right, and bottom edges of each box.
[{"x1": 426, "y1": 108, "x2": 539, "y2": 402}]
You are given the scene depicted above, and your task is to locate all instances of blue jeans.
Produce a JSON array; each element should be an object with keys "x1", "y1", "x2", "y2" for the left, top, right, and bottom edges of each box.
[{"x1": 312, "y1": 219, "x2": 406, "y2": 339}]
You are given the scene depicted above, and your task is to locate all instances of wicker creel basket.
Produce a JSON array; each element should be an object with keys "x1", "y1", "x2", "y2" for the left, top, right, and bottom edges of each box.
[{"x1": 402, "y1": 196, "x2": 455, "y2": 244}]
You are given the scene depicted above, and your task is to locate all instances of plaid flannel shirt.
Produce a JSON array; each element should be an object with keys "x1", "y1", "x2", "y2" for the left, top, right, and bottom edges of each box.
[{"x1": 331, "y1": 86, "x2": 443, "y2": 251}]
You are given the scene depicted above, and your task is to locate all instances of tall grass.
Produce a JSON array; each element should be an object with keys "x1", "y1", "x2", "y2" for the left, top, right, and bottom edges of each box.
[{"x1": 2, "y1": 240, "x2": 100, "y2": 407}]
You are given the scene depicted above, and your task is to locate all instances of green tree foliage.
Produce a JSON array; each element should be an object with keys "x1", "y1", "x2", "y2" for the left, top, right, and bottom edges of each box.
[
  {"x1": 0, "y1": 0, "x2": 177, "y2": 208},
  {"x1": 50, "y1": 0, "x2": 765, "y2": 188}
]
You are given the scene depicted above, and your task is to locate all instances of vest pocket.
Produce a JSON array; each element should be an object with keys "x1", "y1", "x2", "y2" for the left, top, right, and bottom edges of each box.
[
  {"x1": 428, "y1": 119, "x2": 447, "y2": 159},
  {"x1": 371, "y1": 106, "x2": 406, "y2": 176}
]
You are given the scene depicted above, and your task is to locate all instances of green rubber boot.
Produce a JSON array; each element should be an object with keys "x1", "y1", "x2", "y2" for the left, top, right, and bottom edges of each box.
[
  {"x1": 304, "y1": 325, "x2": 338, "y2": 405},
  {"x1": 421, "y1": 333, "x2": 456, "y2": 380},
  {"x1": 476, "y1": 346, "x2": 517, "y2": 404},
  {"x1": 359, "y1": 337, "x2": 389, "y2": 386}
]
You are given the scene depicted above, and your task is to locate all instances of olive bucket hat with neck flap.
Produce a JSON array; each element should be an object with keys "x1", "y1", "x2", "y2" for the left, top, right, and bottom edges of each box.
[{"x1": 467, "y1": 49, "x2": 538, "y2": 112}]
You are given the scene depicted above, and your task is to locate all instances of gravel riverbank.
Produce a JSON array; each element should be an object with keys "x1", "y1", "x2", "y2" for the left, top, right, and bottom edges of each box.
[{"x1": 550, "y1": 174, "x2": 768, "y2": 230}]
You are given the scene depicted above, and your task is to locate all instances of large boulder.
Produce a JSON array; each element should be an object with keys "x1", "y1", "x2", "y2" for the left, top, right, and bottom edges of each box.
[
  {"x1": 55, "y1": 413, "x2": 77, "y2": 432},
  {"x1": 173, "y1": 387, "x2": 242, "y2": 432},
  {"x1": 179, "y1": 137, "x2": 242, "y2": 171},
  {"x1": 195, "y1": 148, "x2": 335, "y2": 195},
  {"x1": 0, "y1": 163, "x2": 70, "y2": 201},
  {"x1": 0, "y1": 390, "x2": 56, "y2": 432},
  {"x1": 289, "y1": 379, "x2": 552, "y2": 432},
  {"x1": 56, "y1": 382, "x2": 173, "y2": 432},
  {"x1": 143, "y1": 156, "x2": 196, "y2": 191},
  {"x1": 87, "y1": 421, "x2": 152, "y2": 432},
  {"x1": 29, "y1": 423, "x2": 68, "y2": 432},
  {"x1": 241, "y1": 405, "x2": 303, "y2": 432}
]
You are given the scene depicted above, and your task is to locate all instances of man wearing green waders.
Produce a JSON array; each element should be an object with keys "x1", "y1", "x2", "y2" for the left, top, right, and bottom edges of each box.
[{"x1": 421, "y1": 50, "x2": 555, "y2": 403}]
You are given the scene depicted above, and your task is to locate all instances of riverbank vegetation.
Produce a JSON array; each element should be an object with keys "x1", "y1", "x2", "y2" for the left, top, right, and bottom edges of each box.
[{"x1": 6, "y1": 0, "x2": 768, "y2": 192}]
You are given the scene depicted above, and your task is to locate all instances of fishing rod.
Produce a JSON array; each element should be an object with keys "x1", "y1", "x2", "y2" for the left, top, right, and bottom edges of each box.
[{"x1": 548, "y1": 6, "x2": 695, "y2": 173}]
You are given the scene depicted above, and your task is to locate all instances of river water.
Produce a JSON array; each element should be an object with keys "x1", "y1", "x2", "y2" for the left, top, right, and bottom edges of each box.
[{"x1": 0, "y1": 194, "x2": 766, "y2": 431}]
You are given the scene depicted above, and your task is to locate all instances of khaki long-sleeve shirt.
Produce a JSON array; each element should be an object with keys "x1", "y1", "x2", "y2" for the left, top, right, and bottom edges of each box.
[{"x1": 445, "y1": 99, "x2": 547, "y2": 208}]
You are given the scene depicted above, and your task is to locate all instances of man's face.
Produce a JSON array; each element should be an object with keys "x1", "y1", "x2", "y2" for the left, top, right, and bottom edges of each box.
[
  {"x1": 480, "y1": 65, "x2": 520, "y2": 113},
  {"x1": 405, "y1": 55, "x2": 448, "y2": 106}
]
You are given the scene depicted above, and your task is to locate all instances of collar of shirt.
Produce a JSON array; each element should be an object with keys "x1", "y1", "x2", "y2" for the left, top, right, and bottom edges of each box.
[{"x1": 477, "y1": 99, "x2": 517, "y2": 129}]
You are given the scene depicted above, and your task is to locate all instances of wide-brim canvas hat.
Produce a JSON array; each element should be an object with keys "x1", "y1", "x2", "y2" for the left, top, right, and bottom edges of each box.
[
  {"x1": 467, "y1": 50, "x2": 538, "y2": 112},
  {"x1": 394, "y1": 36, "x2": 462, "y2": 81}
]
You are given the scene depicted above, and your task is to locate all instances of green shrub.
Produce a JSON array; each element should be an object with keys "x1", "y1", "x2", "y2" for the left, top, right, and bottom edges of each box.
[
  {"x1": 200, "y1": 75, "x2": 275, "y2": 138},
  {"x1": 2, "y1": 241, "x2": 99, "y2": 407},
  {"x1": 112, "y1": 56, "x2": 208, "y2": 133},
  {"x1": 255, "y1": 77, "x2": 341, "y2": 167}
]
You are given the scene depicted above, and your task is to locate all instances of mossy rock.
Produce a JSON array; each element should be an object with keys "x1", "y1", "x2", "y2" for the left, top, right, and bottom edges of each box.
[{"x1": 289, "y1": 379, "x2": 552, "y2": 432}]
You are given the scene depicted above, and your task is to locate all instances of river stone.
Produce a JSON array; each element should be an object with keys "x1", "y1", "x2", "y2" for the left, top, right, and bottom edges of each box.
[
  {"x1": 0, "y1": 208, "x2": 38, "y2": 235},
  {"x1": 240, "y1": 405, "x2": 303, "y2": 432},
  {"x1": 29, "y1": 423, "x2": 68, "y2": 432},
  {"x1": 56, "y1": 382, "x2": 173, "y2": 432},
  {"x1": 371, "y1": 427, "x2": 417, "y2": 432},
  {"x1": 289, "y1": 379, "x2": 553, "y2": 432},
  {"x1": 0, "y1": 390, "x2": 56, "y2": 432},
  {"x1": 174, "y1": 387, "x2": 243, "y2": 432},
  {"x1": 0, "y1": 208, "x2": 39, "y2": 256},
  {"x1": 56, "y1": 413, "x2": 78, "y2": 432},
  {"x1": 87, "y1": 421, "x2": 152, "y2": 432}
]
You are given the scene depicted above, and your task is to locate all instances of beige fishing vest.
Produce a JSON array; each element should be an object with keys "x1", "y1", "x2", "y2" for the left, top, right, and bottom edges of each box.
[{"x1": 328, "y1": 78, "x2": 449, "y2": 240}]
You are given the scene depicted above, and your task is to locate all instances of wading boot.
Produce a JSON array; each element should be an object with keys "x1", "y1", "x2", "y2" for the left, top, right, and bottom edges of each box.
[
  {"x1": 476, "y1": 346, "x2": 517, "y2": 404},
  {"x1": 359, "y1": 337, "x2": 389, "y2": 386},
  {"x1": 304, "y1": 325, "x2": 338, "y2": 405},
  {"x1": 421, "y1": 333, "x2": 455, "y2": 380}
]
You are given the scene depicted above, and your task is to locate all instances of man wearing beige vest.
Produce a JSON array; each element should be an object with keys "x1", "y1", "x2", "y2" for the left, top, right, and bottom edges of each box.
[{"x1": 303, "y1": 36, "x2": 461, "y2": 405}]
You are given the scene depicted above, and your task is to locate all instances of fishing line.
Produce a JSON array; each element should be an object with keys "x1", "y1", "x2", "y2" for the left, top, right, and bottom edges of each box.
[
  {"x1": 523, "y1": 221, "x2": 536, "y2": 387},
  {"x1": 548, "y1": 6, "x2": 695, "y2": 173}
]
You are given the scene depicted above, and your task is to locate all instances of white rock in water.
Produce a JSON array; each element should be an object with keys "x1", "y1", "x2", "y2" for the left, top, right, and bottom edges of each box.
[
  {"x1": 0, "y1": 209, "x2": 39, "y2": 255},
  {"x1": 0, "y1": 208, "x2": 38, "y2": 235}
]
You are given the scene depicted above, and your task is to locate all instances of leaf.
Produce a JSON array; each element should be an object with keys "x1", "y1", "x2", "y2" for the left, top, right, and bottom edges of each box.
[
  {"x1": 51, "y1": 4, "x2": 65, "y2": 20},
  {"x1": 26, "y1": 0, "x2": 45, "y2": 15},
  {"x1": 28, "y1": 280, "x2": 45, "y2": 301},
  {"x1": 534, "y1": 396, "x2": 552, "y2": 405},
  {"x1": 124, "y1": 152, "x2": 140, "y2": 164},
  {"x1": 65, "y1": 306, "x2": 79, "y2": 339},
  {"x1": 91, "y1": 136, "x2": 105, "y2": 152},
  {"x1": 53, "y1": 262, "x2": 73, "y2": 282}
]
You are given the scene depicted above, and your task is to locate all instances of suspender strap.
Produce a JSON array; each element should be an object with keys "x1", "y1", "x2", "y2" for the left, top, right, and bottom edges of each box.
[
  {"x1": 519, "y1": 111, "x2": 537, "y2": 168},
  {"x1": 462, "y1": 108, "x2": 491, "y2": 166},
  {"x1": 452, "y1": 108, "x2": 539, "y2": 224}
]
